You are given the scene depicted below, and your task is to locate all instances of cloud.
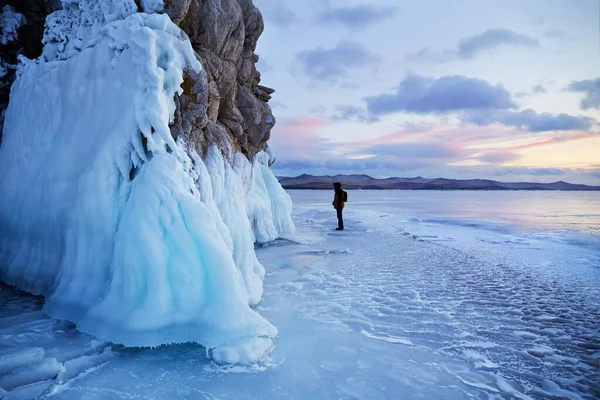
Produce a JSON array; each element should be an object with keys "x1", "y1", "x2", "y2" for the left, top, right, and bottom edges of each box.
[
  {"x1": 544, "y1": 29, "x2": 571, "y2": 41},
  {"x1": 308, "y1": 106, "x2": 327, "y2": 115},
  {"x1": 477, "y1": 151, "x2": 521, "y2": 164},
  {"x1": 271, "y1": 157, "x2": 427, "y2": 177},
  {"x1": 565, "y1": 78, "x2": 600, "y2": 109},
  {"x1": 331, "y1": 105, "x2": 372, "y2": 122},
  {"x1": 507, "y1": 133, "x2": 591, "y2": 151},
  {"x1": 268, "y1": 118, "x2": 599, "y2": 183},
  {"x1": 404, "y1": 47, "x2": 452, "y2": 64},
  {"x1": 256, "y1": 56, "x2": 273, "y2": 74},
  {"x1": 270, "y1": 101, "x2": 288, "y2": 110},
  {"x1": 271, "y1": 142, "x2": 460, "y2": 176},
  {"x1": 293, "y1": 41, "x2": 377, "y2": 85},
  {"x1": 406, "y1": 29, "x2": 539, "y2": 64},
  {"x1": 268, "y1": 116, "x2": 331, "y2": 161},
  {"x1": 270, "y1": 121, "x2": 467, "y2": 176},
  {"x1": 363, "y1": 142, "x2": 464, "y2": 160},
  {"x1": 457, "y1": 29, "x2": 539, "y2": 59},
  {"x1": 360, "y1": 74, "x2": 596, "y2": 132},
  {"x1": 315, "y1": 4, "x2": 398, "y2": 31},
  {"x1": 365, "y1": 74, "x2": 515, "y2": 117},
  {"x1": 258, "y1": 2, "x2": 298, "y2": 28},
  {"x1": 465, "y1": 109, "x2": 595, "y2": 132},
  {"x1": 532, "y1": 84, "x2": 546, "y2": 93},
  {"x1": 492, "y1": 166, "x2": 571, "y2": 177}
]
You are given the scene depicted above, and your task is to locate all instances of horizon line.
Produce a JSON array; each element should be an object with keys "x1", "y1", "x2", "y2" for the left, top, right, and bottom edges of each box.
[{"x1": 276, "y1": 173, "x2": 600, "y2": 188}]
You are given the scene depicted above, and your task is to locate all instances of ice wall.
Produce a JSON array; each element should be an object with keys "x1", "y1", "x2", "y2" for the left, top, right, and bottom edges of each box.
[{"x1": 0, "y1": 2, "x2": 293, "y2": 364}]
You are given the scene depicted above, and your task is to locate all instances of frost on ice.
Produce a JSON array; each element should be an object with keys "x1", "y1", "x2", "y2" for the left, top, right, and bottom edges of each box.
[
  {"x1": 0, "y1": 0, "x2": 293, "y2": 363},
  {"x1": 0, "y1": 5, "x2": 25, "y2": 46},
  {"x1": 0, "y1": 5, "x2": 25, "y2": 80}
]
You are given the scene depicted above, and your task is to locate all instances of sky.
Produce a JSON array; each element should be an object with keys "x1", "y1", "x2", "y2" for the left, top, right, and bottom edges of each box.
[{"x1": 252, "y1": 0, "x2": 600, "y2": 184}]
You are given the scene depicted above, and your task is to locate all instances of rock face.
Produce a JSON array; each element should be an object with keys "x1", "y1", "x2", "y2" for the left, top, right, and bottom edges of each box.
[
  {"x1": 166, "y1": 0, "x2": 276, "y2": 159},
  {"x1": 0, "y1": 0, "x2": 276, "y2": 159}
]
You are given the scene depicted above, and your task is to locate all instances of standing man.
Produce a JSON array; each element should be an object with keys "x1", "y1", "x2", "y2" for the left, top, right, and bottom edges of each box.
[{"x1": 332, "y1": 182, "x2": 345, "y2": 230}]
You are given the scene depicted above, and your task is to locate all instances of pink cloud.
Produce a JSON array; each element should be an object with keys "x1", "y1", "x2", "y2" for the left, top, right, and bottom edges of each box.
[
  {"x1": 509, "y1": 132, "x2": 592, "y2": 151},
  {"x1": 477, "y1": 151, "x2": 522, "y2": 164},
  {"x1": 269, "y1": 117, "x2": 598, "y2": 179},
  {"x1": 268, "y1": 116, "x2": 332, "y2": 160},
  {"x1": 355, "y1": 124, "x2": 518, "y2": 149}
]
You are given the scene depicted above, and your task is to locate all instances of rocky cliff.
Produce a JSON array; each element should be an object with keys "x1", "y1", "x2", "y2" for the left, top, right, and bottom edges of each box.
[{"x1": 1, "y1": 0, "x2": 276, "y2": 158}]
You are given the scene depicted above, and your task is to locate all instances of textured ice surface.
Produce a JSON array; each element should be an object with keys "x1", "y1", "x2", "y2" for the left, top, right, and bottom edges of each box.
[
  {"x1": 0, "y1": 4, "x2": 293, "y2": 359},
  {"x1": 1, "y1": 190, "x2": 598, "y2": 398},
  {"x1": 41, "y1": 0, "x2": 139, "y2": 61}
]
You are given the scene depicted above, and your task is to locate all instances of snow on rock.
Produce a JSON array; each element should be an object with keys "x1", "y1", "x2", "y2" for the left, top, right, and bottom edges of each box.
[
  {"x1": 0, "y1": 1, "x2": 293, "y2": 364},
  {"x1": 0, "y1": 5, "x2": 25, "y2": 46},
  {"x1": 141, "y1": 0, "x2": 165, "y2": 14},
  {"x1": 41, "y1": 0, "x2": 138, "y2": 61},
  {"x1": 0, "y1": 5, "x2": 25, "y2": 81}
]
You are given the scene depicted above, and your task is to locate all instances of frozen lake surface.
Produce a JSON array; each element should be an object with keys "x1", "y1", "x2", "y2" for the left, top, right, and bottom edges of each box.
[{"x1": 1, "y1": 190, "x2": 599, "y2": 399}]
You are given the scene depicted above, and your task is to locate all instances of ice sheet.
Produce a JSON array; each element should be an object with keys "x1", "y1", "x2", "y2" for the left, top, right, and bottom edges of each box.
[{"x1": 1, "y1": 190, "x2": 598, "y2": 398}]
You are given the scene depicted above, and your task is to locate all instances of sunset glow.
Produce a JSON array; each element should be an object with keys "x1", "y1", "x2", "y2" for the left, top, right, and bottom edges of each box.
[{"x1": 256, "y1": 0, "x2": 599, "y2": 184}]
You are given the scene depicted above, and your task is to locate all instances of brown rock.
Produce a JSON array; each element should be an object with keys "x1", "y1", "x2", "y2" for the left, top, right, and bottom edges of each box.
[
  {"x1": 166, "y1": 0, "x2": 276, "y2": 159},
  {"x1": 1, "y1": 0, "x2": 277, "y2": 160}
]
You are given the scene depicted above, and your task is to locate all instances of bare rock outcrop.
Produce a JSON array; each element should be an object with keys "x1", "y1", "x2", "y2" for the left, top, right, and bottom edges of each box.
[
  {"x1": 162, "y1": 0, "x2": 275, "y2": 159},
  {"x1": 1, "y1": 0, "x2": 276, "y2": 159}
]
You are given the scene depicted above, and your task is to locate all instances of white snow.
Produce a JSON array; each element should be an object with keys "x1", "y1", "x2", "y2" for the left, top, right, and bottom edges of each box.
[
  {"x1": 41, "y1": 0, "x2": 138, "y2": 61},
  {"x1": 0, "y1": 5, "x2": 24, "y2": 45},
  {"x1": 0, "y1": 1, "x2": 293, "y2": 363}
]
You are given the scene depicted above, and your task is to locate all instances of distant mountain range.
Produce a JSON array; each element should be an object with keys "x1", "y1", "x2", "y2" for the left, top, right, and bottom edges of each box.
[{"x1": 278, "y1": 174, "x2": 600, "y2": 191}]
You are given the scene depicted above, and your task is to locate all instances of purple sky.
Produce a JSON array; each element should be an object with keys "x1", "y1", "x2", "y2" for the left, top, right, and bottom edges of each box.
[{"x1": 254, "y1": 0, "x2": 600, "y2": 184}]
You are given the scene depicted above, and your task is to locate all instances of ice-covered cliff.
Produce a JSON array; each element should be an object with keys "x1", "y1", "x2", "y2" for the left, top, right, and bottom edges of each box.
[{"x1": 0, "y1": 0, "x2": 293, "y2": 364}]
